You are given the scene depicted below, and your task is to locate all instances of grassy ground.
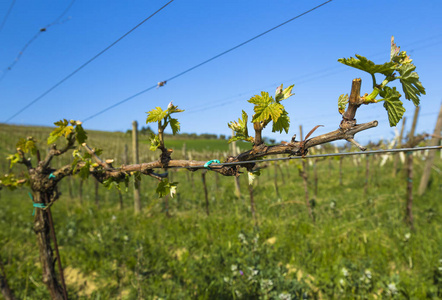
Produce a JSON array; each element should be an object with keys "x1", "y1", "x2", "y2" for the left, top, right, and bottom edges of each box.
[{"x1": 1, "y1": 125, "x2": 441, "y2": 299}]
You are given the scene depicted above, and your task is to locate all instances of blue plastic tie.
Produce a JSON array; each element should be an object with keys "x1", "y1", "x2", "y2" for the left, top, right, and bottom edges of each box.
[
  {"x1": 204, "y1": 159, "x2": 220, "y2": 170},
  {"x1": 48, "y1": 173, "x2": 56, "y2": 179},
  {"x1": 32, "y1": 203, "x2": 46, "y2": 216}
]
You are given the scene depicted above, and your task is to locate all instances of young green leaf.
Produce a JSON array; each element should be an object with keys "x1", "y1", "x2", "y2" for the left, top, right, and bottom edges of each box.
[
  {"x1": 78, "y1": 161, "x2": 91, "y2": 180},
  {"x1": 48, "y1": 119, "x2": 74, "y2": 144},
  {"x1": 75, "y1": 124, "x2": 87, "y2": 144},
  {"x1": 338, "y1": 54, "x2": 396, "y2": 76},
  {"x1": 149, "y1": 133, "x2": 161, "y2": 151},
  {"x1": 338, "y1": 94, "x2": 349, "y2": 115},
  {"x1": 397, "y1": 63, "x2": 425, "y2": 106},
  {"x1": 169, "y1": 118, "x2": 180, "y2": 135},
  {"x1": 249, "y1": 91, "x2": 283, "y2": 123},
  {"x1": 272, "y1": 111, "x2": 290, "y2": 134},
  {"x1": 146, "y1": 107, "x2": 168, "y2": 124},
  {"x1": 380, "y1": 87, "x2": 405, "y2": 127},
  {"x1": 6, "y1": 153, "x2": 20, "y2": 169},
  {"x1": 0, "y1": 174, "x2": 23, "y2": 191}
]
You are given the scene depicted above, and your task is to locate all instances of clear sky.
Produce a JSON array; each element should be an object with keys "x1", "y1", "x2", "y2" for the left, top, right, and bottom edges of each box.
[{"x1": 0, "y1": 0, "x2": 441, "y2": 145}]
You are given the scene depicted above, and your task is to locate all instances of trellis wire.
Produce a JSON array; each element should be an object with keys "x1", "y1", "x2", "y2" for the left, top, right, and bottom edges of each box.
[{"x1": 180, "y1": 145, "x2": 442, "y2": 170}]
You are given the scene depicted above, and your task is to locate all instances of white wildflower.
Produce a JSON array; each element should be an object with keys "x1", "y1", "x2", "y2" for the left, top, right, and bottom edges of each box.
[
  {"x1": 387, "y1": 283, "x2": 398, "y2": 295},
  {"x1": 261, "y1": 279, "x2": 273, "y2": 290},
  {"x1": 231, "y1": 264, "x2": 237, "y2": 272},
  {"x1": 278, "y1": 293, "x2": 292, "y2": 300},
  {"x1": 341, "y1": 267, "x2": 349, "y2": 277}
]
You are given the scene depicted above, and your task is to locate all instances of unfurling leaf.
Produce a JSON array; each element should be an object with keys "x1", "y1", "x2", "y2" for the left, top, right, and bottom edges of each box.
[
  {"x1": 228, "y1": 110, "x2": 253, "y2": 143},
  {"x1": 149, "y1": 133, "x2": 161, "y2": 151},
  {"x1": 397, "y1": 63, "x2": 425, "y2": 106},
  {"x1": 380, "y1": 87, "x2": 405, "y2": 127},
  {"x1": 156, "y1": 178, "x2": 178, "y2": 198},
  {"x1": 338, "y1": 94, "x2": 349, "y2": 115},
  {"x1": 275, "y1": 84, "x2": 295, "y2": 102},
  {"x1": 338, "y1": 54, "x2": 396, "y2": 76},
  {"x1": 248, "y1": 169, "x2": 261, "y2": 186},
  {"x1": 390, "y1": 36, "x2": 400, "y2": 61}
]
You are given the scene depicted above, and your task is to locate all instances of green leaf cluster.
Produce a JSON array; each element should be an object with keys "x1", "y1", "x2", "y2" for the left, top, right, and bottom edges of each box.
[
  {"x1": 0, "y1": 174, "x2": 23, "y2": 190},
  {"x1": 338, "y1": 37, "x2": 425, "y2": 127},
  {"x1": 146, "y1": 103, "x2": 184, "y2": 135},
  {"x1": 16, "y1": 137, "x2": 37, "y2": 155},
  {"x1": 48, "y1": 119, "x2": 87, "y2": 145},
  {"x1": 149, "y1": 133, "x2": 161, "y2": 151},
  {"x1": 228, "y1": 84, "x2": 294, "y2": 143},
  {"x1": 71, "y1": 148, "x2": 103, "y2": 180},
  {"x1": 156, "y1": 178, "x2": 178, "y2": 198},
  {"x1": 249, "y1": 84, "x2": 293, "y2": 134}
]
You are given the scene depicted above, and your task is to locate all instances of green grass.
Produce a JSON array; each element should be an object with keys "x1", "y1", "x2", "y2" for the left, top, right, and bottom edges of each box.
[{"x1": 1, "y1": 124, "x2": 442, "y2": 299}]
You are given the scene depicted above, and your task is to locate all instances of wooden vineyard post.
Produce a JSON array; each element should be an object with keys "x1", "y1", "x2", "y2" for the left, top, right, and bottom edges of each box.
[
  {"x1": 94, "y1": 179, "x2": 100, "y2": 208},
  {"x1": 339, "y1": 156, "x2": 343, "y2": 186},
  {"x1": 248, "y1": 184, "x2": 258, "y2": 227},
  {"x1": 405, "y1": 152, "x2": 414, "y2": 230},
  {"x1": 201, "y1": 171, "x2": 210, "y2": 216},
  {"x1": 298, "y1": 125, "x2": 314, "y2": 221},
  {"x1": 231, "y1": 130, "x2": 241, "y2": 199},
  {"x1": 418, "y1": 102, "x2": 442, "y2": 195},
  {"x1": 364, "y1": 154, "x2": 370, "y2": 196},
  {"x1": 273, "y1": 161, "x2": 280, "y2": 197},
  {"x1": 405, "y1": 106, "x2": 420, "y2": 229},
  {"x1": 313, "y1": 159, "x2": 318, "y2": 198},
  {"x1": 132, "y1": 121, "x2": 142, "y2": 213},
  {"x1": 393, "y1": 117, "x2": 406, "y2": 177}
]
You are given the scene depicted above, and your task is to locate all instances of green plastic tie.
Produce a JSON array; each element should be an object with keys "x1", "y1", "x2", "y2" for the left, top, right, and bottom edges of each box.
[
  {"x1": 32, "y1": 203, "x2": 46, "y2": 216},
  {"x1": 49, "y1": 173, "x2": 56, "y2": 179},
  {"x1": 204, "y1": 159, "x2": 220, "y2": 170}
]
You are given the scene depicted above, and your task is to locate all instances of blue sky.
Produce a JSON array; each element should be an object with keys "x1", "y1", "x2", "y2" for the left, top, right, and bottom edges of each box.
[{"x1": 0, "y1": 0, "x2": 441, "y2": 145}]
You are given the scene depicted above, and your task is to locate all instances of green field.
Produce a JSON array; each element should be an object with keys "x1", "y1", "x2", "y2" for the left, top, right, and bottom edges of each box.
[{"x1": 1, "y1": 125, "x2": 442, "y2": 299}]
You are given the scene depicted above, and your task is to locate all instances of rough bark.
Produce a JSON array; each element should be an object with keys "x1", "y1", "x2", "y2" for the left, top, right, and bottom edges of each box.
[{"x1": 33, "y1": 192, "x2": 65, "y2": 300}]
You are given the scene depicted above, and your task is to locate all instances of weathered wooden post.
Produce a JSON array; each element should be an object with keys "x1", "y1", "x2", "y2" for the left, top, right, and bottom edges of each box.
[{"x1": 132, "y1": 121, "x2": 141, "y2": 213}]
